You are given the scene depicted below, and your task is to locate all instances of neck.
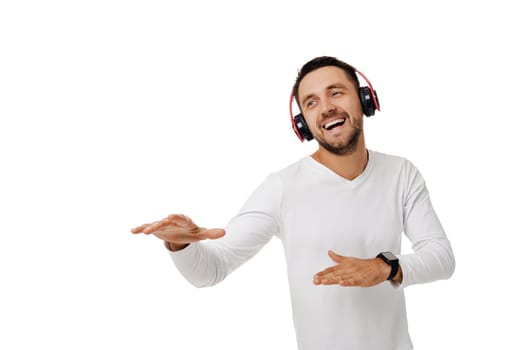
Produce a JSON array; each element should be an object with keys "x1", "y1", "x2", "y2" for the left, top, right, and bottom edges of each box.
[{"x1": 312, "y1": 137, "x2": 368, "y2": 181}]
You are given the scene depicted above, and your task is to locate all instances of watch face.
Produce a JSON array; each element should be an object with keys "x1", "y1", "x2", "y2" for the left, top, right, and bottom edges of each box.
[{"x1": 382, "y1": 252, "x2": 398, "y2": 261}]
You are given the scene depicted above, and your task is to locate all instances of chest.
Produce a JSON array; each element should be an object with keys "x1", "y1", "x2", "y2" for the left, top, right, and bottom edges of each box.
[{"x1": 280, "y1": 181, "x2": 403, "y2": 259}]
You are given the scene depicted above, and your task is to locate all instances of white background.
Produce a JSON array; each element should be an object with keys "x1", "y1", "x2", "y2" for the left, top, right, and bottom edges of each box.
[{"x1": 1, "y1": 0, "x2": 524, "y2": 349}]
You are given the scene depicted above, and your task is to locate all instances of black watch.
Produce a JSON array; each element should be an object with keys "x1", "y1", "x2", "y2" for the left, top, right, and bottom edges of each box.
[{"x1": 376, "y1": 252, "x2": 399, "y2": 281}]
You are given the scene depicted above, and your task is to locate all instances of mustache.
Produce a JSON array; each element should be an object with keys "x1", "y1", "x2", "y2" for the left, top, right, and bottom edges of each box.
[{"x1": 319, "y1": 110, "x2": 350, "y2": 124}]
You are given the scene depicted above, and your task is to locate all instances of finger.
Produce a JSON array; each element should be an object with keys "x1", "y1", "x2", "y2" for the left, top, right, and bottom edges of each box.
[
  {"x1": 168, "y1": 218, "x2": 197, "y2": 231},
  {"x1": 315, "y1": 275, "x2": 342, "y2": 285},
  {"x1": 167, "y1": 213, "x2": 185, "y2": 220},
  {"x1": 131, "y1": 224, "x2": 149, "y2": 234},
  {"x1": 313, "y1": 271, "x2": 337, "y2": 284},
  {"x1": 339, "y1": 278, "x2": 357, "y2": 287},
  {"x1": 315, "y1": 264, "x2": 357, "y2": 285},
  {"x1": 149, "y1": 227, "x2": 225, "y2": 244},
  {"x1": 148, "y1": 217, "x2": 183, "y2": 232},
  {"x1": 142, "y1": 221, "x2": 166, "y2": 234},
  {"x1": 318, "y1": 271, "x2": 359, "y2": 285},
  {"x1": 168, "y1": 214, "x2": 193, "y2": 225},
  {"x1": 314, "y1": 265, "x2": 339, "y2": 278},
  {"x1": 328, "y1": 250, "x2": 345, "y2": 263}
]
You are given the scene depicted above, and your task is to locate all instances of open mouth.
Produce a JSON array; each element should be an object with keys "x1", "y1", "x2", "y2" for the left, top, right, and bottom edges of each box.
[{"x1": 323, "y1": 118, "x2": 345, "y2": 130}]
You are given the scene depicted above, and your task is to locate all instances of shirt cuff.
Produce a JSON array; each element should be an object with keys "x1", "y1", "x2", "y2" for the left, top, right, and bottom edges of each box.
[{"x1": 163, "y1": 241, "x2": 190, "y2": 253}]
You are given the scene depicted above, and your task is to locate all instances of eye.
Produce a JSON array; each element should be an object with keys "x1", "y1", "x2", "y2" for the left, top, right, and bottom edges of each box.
[
  {"x1": 306, "y1": 100, "x2": 317, "y2": 109},
  {"x1": 331, "y1": 90, "x2": 342, "y2": 97}
]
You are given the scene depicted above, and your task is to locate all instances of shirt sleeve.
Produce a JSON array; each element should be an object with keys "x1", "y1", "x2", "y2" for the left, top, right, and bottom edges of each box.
[
  {"x1": 168, "y1": 173, "x2": 282, "y2": 288},
  {"x1": 398, "y1": 160, "x2": 455, "y2": 288}
]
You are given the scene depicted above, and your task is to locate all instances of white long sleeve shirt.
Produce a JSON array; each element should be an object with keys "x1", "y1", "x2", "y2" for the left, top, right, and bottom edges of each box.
[{"x1": 170, "y1": 150, "x2": 455, "y2": 350}]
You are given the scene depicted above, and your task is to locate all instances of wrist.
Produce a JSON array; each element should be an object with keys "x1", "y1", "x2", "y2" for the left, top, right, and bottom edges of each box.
[
  {"x1": 376, "y1": 252, "x2": 399, "y2": 281},
  {"x1": 164, "y1": 241, "x2": 190, "y2": 252},
  {"x1": 392, "y1": 266, "x2": 403, "y2": 284}
]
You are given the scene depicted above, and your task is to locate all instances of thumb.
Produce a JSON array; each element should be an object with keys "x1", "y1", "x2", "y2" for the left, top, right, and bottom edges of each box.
[
  {"x1": 206, "y1": 228, "x2": 226, "y2": 239},
  {"x1": 328, "y1": 250, "x2": 344, "y2": 263}
]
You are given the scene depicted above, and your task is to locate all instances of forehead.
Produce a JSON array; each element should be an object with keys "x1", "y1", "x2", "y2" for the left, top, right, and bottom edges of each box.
[{"x1": 298, "y1": 66, "x2": 353, "y2": 99}]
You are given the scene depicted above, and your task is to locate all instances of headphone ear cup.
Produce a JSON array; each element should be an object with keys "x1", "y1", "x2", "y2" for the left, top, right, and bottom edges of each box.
[
  {"x1": 359, "y1": 86, "x2": 376, "y2": 117},
  {"x1": 293, "y1": 113, "x2": 314, "y2": 141}
]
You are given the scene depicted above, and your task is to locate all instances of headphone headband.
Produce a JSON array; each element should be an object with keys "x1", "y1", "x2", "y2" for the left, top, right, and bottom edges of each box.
[{"x1": 353, "y1": 68, "x2": 380, "y2": 113}]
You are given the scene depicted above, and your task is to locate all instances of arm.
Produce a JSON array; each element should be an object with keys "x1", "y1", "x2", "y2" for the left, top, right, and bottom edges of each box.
[
  {"x1": 132, "y1": 174, "x2": 283, "y2": 288},
  {"x1": 398, "y1": 160, "x2": 455, "y2": 288},
  {"x1": 313, "y1": 250, "x2": 403, "y2": 287},
  {"x1": 313, "y1": 160, "x2": 453, "y2": 288}
]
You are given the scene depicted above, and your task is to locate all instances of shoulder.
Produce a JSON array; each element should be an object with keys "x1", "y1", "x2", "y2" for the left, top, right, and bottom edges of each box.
[
  {"x1": 369, "y1": 150, "x2": 422, "y2": 181},
  {"x1": 370, "y1": 149, "x2": 406, "y2": 166},
  {"x1": 370, "y1": 149, "x2": 417, "y2": 170},
  {"x1": 252, "y1": 158, "x2": 307, "y2": 191},
  {"x1": 272, "y1": 157, "x2": 312, "y2": 178}
]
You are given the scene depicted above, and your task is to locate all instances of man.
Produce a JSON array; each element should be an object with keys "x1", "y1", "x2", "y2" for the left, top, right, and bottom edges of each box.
[{"x1": 132, "y1": 56, "x2": 455, "y2": 349}]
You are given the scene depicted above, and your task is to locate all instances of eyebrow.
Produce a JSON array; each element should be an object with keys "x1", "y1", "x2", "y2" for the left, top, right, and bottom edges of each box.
[{"x1": 300, "y1": 83, "x2": 348, "y2": 108}]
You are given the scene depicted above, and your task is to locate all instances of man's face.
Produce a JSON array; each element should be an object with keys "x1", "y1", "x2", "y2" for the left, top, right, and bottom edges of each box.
[{"x1": 297, "y1": 66, "x2": 364, "y2": 155}]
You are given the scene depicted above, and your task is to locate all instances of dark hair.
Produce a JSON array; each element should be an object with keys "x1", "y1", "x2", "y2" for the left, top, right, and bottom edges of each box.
[{"x1": 292, "y1": 56, "x2": 359, "y2": 108}]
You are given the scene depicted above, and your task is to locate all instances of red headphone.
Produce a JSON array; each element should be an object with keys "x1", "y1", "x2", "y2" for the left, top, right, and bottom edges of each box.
[{"x1": 289, "y1": 66, "x2": 380, "y2": 142}]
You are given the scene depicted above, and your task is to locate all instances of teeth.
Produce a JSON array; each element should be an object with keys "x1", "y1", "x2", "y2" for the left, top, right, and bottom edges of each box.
[{"x1": 323, "y1": 118, "x2": 345, "y2": 130}]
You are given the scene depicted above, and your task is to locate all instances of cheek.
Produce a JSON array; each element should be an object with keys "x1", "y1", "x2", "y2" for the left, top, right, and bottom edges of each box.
[
  {"x1": 303, "y1": 113, "x2": 319, "y2": 129},
  {"x1": 346, "y1": 108, "x2": 364, "y2": 126},
  {"x1": 353, "y1": 103, "x2": 364, "y2": 118},
  {"x1": 344, "y1": 102, "x2": 362, "y2": 118}
]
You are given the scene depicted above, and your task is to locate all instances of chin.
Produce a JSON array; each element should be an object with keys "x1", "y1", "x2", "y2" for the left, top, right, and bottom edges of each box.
[{"x1": 319, "y1": 135, "x2": 360, "y2": 155}]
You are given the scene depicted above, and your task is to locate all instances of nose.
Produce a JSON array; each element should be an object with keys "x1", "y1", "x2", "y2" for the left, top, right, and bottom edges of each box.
[{"x1": 320, "y1": 98, "x2": 336, "y2": 117}]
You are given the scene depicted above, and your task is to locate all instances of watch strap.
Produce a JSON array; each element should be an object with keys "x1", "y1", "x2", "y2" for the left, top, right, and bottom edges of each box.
[{"x1": 377, "y1": 252, "x2": 399, "y2": 281}]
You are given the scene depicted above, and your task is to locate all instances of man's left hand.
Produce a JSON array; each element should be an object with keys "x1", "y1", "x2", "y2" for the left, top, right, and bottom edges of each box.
[{"x1": 313, "y1": 250, "x2": 390, "y2": 287}]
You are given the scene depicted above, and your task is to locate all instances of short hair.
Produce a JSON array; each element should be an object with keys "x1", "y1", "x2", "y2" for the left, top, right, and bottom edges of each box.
[{"x1": 293, "y1": 56, "x2": 360, "y2": 108}]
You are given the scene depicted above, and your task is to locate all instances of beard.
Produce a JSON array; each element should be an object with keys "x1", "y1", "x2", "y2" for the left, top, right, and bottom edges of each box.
[{"x1": 314, "y1": 112, "x2": 363, "y2": 156}]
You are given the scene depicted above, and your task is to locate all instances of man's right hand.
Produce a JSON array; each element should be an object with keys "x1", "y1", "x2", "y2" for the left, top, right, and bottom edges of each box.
[{"x1": 131, "y1": 214, "x2": 225, "y2": 251}]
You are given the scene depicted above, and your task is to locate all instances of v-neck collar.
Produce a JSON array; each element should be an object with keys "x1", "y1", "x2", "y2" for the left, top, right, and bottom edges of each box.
[{"x1": 305, "y1": 150, "x2": 376, "y2": 188}]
